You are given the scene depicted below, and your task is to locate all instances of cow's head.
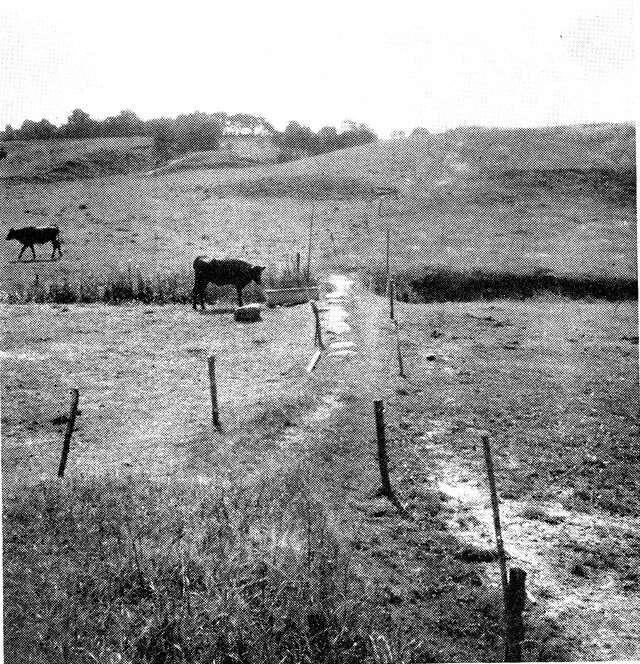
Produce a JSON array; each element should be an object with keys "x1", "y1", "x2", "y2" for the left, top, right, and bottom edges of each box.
[
  {"x1": 252, "y1": 265, "x2": 266, "y2": 285},
  {"x1": 6, "y1": 229, "x2": 15, "y2": 241}
]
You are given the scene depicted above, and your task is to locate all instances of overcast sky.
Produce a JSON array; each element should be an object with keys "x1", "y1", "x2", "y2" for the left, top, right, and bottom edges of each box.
[{"x1": 0, "y1": 0, "x2": 635, "y2": 137}]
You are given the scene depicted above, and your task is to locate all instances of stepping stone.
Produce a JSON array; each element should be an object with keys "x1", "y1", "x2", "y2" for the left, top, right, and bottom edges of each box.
[
  {"x1": 328, "y1": 349, "x2": 355, "y2": 358},
  {"x1": 330, "y1": 341, "x2": 355, "y2": 349}
]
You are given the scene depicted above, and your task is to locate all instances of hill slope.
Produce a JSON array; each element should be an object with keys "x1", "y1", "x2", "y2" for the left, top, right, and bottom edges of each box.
[
  {"x1": 204, "y1": 122, "x2": 635, "y2": 205},
  {"x1": 0, "y1": 136, "x2": 156, "y2": 181}
]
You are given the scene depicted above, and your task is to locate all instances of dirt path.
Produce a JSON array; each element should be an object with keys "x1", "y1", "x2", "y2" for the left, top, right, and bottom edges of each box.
[{"x1": 271, "y1": 275, "x2": 640, "y2": 661}]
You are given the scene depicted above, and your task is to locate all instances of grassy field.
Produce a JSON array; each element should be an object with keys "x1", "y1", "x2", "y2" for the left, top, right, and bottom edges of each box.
[
  {"x1": 1, "y1": 124, "x2": 636, "y2": 305},
  {"x1": 2, "y1": 123, "x2": 638, "y2": 662}
]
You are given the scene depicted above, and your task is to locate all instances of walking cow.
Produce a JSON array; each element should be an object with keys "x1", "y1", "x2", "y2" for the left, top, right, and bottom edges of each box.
[
  {"x1": 192, "y1": 256, "x2": 265, "y2": 310},
  {"x1": 6, "y1": 225, "x2": 62, "y2": 261}
]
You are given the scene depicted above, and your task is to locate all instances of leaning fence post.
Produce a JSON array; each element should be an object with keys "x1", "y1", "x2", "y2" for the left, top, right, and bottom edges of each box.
[
  {"x1": 58, "y1": 388, "x2": 79, "y2": 478},
  {"x1": 482, "y1": 434, "x2": 525, "y2": 661},
  {"x1": 310, "y1": 300, "x2": 324, "y2": 349},
  {"x1": 374, "y1": 400, "x2": 393, "y2": 496},
  {"x1": 208, "y1": 356, "x2": 220, "y2": 428}
]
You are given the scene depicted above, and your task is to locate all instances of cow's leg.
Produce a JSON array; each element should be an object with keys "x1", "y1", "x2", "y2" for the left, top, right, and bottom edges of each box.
[
  {"x1": 30, "y1": 245, "x2": 36, "y2": 261},
  {"x1": 193, "y1": 278, "x2": 203, "y2": 310},
  {"x1": 17, "y1": 244, "x2": 26, "y2": 260},
  {"x1": 53, "y1": 240, "x2": 62, "y2": 259},
  {"x1": 237, "y1": 286, "x2": 244, "y2": 308},
  {"x1": 199, "y1": 279, "x2": 208, "y2": 310}
]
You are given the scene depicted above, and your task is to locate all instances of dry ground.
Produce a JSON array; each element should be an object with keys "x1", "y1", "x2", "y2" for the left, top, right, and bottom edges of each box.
[
  {"x1": 1, "y1": 300, "x2": 317, "y2": 483},
  {"x1": 3, "y1": 279, "x2": 638, "y2": 661}
]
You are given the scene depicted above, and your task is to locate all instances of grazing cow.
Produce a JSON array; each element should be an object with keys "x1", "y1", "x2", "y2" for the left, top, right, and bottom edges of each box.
[
  {"x1": 193, "y1": 256, "x2": 265, "y2": 309},
  {"x1": 6, "y1": 225, "x2": 62, "y2": 261}
]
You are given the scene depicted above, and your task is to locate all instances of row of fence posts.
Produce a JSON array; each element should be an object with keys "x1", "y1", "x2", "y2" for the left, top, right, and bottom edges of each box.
[
  {"x1": 380, "y1": 222, "x2": 526, "y2": 659},
  {"x1": 372, "y1": 403, "x2": 526, "y2": 660}
]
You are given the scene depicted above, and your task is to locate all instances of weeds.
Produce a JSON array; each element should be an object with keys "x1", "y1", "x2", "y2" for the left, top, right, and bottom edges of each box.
[
  {"x1": 3, "y1": 264, "x2": 318, "y2": 305},
  {"x1": 367, "y1": 266, "x2": 638, "y2": 303},
  {"x1": 4, "y1": 473, "x2": 382, "y2": 664}
]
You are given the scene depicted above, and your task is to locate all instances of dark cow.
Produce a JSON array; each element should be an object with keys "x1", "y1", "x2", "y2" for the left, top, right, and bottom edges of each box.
[
  {"x1": 193, "y1": 256, "x2": 265, "y2": 309},
  {"x1": 6, "y1": 225, "x2": 62, "y2": 261}
]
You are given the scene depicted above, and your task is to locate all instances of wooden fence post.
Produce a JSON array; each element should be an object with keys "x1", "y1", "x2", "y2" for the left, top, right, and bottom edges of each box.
[
  {"x1": 208, "y1": 356, "x2": 220, "y2": 428},
  {"x1": 506, "y1": 567, "x2": 527, "y2": 662},
  {"x1": 329, "y1": 231, "x2": 337, "y2": 254},
  {"x1": 310, "y1": 300, "x2": 324, "y2": 349},
  {"x1": 482, "y1": 434, "x2": 526, "y2": 662},
  {"x1": 306, "y1": 203, "x2": 315, "y2": 285},
  {"x1": 306, "y1": 349, "x2": 322, "y2": 373},
  {"x1": 389, "y1": 280, "x2": 395, "y2": 320},
  {"x1": 385, "y1": 226, "x2": 391, "y2": 288},
  {"x1": 374, "y1": 400, "x2": 393, "y2": 497},
  {"x1": 296, "y1": 251, "x2": 301, "y2": 275},
  {"x1": 394, "y1": 320, "x2": 405, "y2": 378},
  {"x1": 58, "y1": 388, "x2": 79, "y2": 478}
]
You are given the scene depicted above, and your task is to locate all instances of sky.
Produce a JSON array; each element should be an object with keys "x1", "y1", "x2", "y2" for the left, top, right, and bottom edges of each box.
[{"x1": 0, "y1": 0, "x2": 635, "y2": 138}]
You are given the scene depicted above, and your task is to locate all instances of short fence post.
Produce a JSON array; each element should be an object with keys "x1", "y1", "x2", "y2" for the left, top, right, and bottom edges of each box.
[
  {"x1": 374, "y1": 400, "x2": 393, "y2": 497},
  {"x1": 306, "y1": 349, "x2": 322, "y2": 373},
  {"x1": 208, "y1": 356, "x2": 220, "y2": 428},
  {"x1": 310, "y1": 300, "x2": 324, "y2": 349},
  {"x1": 506, "y1": 567, "x2": 527, "y2": 662},
  {"x1": 295, "y1": 251, "x2": 301, "y2": 275},
  {"x1": 394, "y1": 320, "x2": 405, "y2": 378},
  {"x1": 482, "y1": 434, "x2": 525, "y2": 662},
  {"x1": 389, "y1": 280, "x2": 395, "y2": 320},
  {"x1": 329, "y1": 231, "x2": 337, "y2": 254},
  {"x1": 58, "y1": 388, "x2": 79, "y2": 478}
]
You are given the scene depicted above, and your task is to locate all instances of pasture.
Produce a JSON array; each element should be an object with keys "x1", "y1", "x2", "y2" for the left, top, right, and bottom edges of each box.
[{"x1": 2, "y1": 125, "x2": 639, "y2": 662}]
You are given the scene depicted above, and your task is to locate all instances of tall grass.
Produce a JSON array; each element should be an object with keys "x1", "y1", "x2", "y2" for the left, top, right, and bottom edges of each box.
[
  {"x1": 2, "y1": 264, "x2": 318, "y2": 305},
  {"x1": 368, "y1": 266, "x2": 638, "y2": 303},
  {"x1": 3, "y1": 472, "x2": 401, "y2": 664}
]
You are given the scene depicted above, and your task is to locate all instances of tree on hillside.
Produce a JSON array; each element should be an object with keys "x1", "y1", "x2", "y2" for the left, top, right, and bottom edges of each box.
[
  {"x1": 15, "y1": 118, "x2": 57, "y2": 140},
  {"x1": 59, "y1": 109, "x2": 100, "y2": 139},
  {"x1": 226, "y1": 113, "x2": 275, "y2": 135},
  {"x1": 318, "y1": 126, "x2": 339, "y2": 152},
  {"x1": 101, "y1": 109, "x2": 146, "y2": 137},
  {"x1": 146, "y1": 117, "x2": 178, "y2": 159},
  {"x1": 336, "y1": 120, "x2": 377, "y2": 149},
  {"x1": 3, "y1": 124, "x2": 17, "y2": 141},
  {"x1": 274, "y1": 121, "x2": 320, "y2": 155},
  {"x1": 174, "y1": 112, "x2": 223, "y2": 152}
]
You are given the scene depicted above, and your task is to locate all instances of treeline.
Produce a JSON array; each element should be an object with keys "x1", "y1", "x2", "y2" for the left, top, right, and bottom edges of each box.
[
  {"x1": 272, "y1": 120, "x2": 377, "y2": 160},
  {"x1": 1, "y1": 109, "x2": 273, "y2": 156},
  {"x1": 1, "y1": 109, "x2": 378, "y2": 160}
]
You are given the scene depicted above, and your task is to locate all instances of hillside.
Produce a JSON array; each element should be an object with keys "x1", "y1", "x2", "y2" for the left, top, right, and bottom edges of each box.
[
  {"x1": 0, "y1": 136, "x2": 156, "y2": 181},
  {"x1": 204, "y1": 122, "x2": 636, "y2": 204}
]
